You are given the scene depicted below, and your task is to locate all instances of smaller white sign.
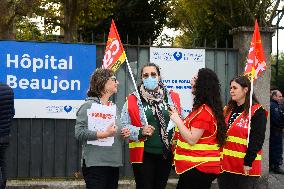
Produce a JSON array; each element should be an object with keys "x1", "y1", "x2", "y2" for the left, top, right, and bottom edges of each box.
[
  {"x1": 150, "y1": 47, "x2": 205, "y2": 113},
  {"x1": 87, "y1": 103, "x2": 116, "y2": 146},
  {"x1": 14, "y1": 99, "x2": 83, "y2": 119}
]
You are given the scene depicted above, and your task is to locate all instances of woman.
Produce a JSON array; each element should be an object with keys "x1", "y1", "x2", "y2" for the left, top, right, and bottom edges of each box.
[
  {"x1": 121, "y1": 63, "x2": 184, "y2": 189},
  {"x1": 75, "y1": 68, "x2": 130, "y2": 189},
  {"x1": 218, "y1": 76, "x2": 267, "y2": 189},
  {"x1": 169, "y1": 68, "x2": 227, "y2": 189}
]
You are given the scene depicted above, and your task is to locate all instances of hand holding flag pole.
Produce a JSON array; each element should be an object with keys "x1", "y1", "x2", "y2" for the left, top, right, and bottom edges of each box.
[
  {"x1": 244, "y1": 19, "x2": 266, "y2": 146},
  {"x1": 102, "y1": 19, "x2": 149, "y2": 125}
]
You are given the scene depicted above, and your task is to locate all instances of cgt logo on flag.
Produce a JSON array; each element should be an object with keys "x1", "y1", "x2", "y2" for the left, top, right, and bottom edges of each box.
[
  {"x1": 244, "y1": 20, "x2": 266, "y2": 81},
  {"x1": 103, "y1": 20, "x2": 126, "y2": 72}
]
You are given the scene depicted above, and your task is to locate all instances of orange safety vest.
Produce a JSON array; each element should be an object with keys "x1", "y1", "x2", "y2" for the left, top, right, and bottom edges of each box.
[
  {"x1": 127, "y1": 90, "x2": 181, "y2": 163},
  {"x1": 174, "y1": 104, "x2": 221, "y2": 174},
  {"x1": 221, "y1": 104, "x2": 265, "y2": 176}
]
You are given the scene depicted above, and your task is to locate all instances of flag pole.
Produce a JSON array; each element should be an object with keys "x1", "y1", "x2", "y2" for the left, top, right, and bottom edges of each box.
[
  {"x1": 124, "y1": 57, "x2": 149, "y2": 125},
  {"x1": 247, "y1": 74, "x2": 254, "y2": 146},
  {"x1": 247, "y1": 22, "x2": 256, "y2": 146},
  {"x1": 104, "y1": 19, "x2": 149, "y2": 125},
  {"x1": 244, "y1": 19, "x2": 266, "y2": 146},
  {"x1": 111, "y1": 20, "x2": 149, "y2": 125}
]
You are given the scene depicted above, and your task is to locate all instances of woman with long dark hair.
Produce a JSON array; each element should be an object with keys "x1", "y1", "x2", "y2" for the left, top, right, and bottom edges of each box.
[
  {"x1": 169, "y1": 68, "x2": 227, "y2": 189},
  {"x1": 218, "y1": 75, "x2": 267, "y2": 189}
]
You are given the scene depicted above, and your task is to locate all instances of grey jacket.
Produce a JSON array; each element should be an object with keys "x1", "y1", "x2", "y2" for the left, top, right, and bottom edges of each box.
[{"x1": 75, "y1": 97, "x2": 123, "y2": 167}]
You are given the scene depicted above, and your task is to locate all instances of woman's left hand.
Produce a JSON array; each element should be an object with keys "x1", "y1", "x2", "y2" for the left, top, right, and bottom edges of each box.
[
  {"x1": 243, "y1": 165, "x2": 252, "y2": 176},
  {"x1": 121, "y1": 127, "x2": 131, "y2": 138}
]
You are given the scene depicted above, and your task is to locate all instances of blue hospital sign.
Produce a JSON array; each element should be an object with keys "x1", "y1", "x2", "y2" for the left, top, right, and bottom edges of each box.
[{"x1": 0, "y1": 41, "x2": 96, "y2": 119}]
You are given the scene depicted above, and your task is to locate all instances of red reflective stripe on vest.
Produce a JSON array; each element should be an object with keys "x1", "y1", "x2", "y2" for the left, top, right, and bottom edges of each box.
[
  {"x1": 127, "y1": 95, "x2": 143, "y2": 128},
  {"x1": 127, "y1": 94, "x2": 144, "y2": 163},
  {"x1": 129, "y1": 146, "x2": 144, "y2": 163},
  {"x1": 221, "y1": 104, "x2": 265, "y2": 176}
]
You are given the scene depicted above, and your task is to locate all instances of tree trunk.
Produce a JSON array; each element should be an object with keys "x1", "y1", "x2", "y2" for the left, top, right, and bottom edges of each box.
[
  {"x1": 63, "y1": 0, "x2": 80, "y2": 42},
  {"x1": 0, "y1": 0, "x2": 16, "y2": 39}
]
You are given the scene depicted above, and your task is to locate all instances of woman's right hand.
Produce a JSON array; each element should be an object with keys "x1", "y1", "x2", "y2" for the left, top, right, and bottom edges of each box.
[
  {"x1": 169, "y1": 107, "x2": 183, "y2": 125},
  {"x1": 121, "y1": 127, "x2": 131, "y2": 138},
  {"x1": 142, "y1": 125, "x2": 155, "y2": 136}
]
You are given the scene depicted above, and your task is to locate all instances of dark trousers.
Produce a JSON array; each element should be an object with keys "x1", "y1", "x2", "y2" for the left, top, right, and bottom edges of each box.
[
  {"x1": 218, "y1": 172, "x2": 259, "y2": 189},
  {"x1": 269, "y1": 127, "x2": 283, "y2": 168},
  {"x1": 82, "y1": 160, "x2": 119, "y2": 189},
  {"x1": 0, "y1": 136, "x2": 9, "y2": 189},
  {"x1": 176, "y1": 168, "x2": 217, "y2": 189},
  {"x1": 132, "y1": 151, "x2": 173, "y2": 189}
]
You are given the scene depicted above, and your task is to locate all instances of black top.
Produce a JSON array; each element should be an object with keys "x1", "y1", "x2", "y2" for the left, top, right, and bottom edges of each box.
[
  {"x1": 0, "y1": 83, "x2": 15, "y2": 137},
  {"x1": 270, "y1": 99, "x2": 284, "y2": 129},
  {"x1": 228, "y1": 104, "x2": 267, "y2": 167}
]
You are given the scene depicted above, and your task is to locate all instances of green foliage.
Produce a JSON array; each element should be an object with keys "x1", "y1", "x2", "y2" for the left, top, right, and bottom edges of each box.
[
  {"x1": 36, "y1": 0, "x2": 63, "y2": 36},
  {"x1": 271, "y1": 53, "x2": 284, "y2": 92},
  {"x1": 168, "y1": 0, "x2": 281, "y2": 48},
  {"x1": 113, "y1": 0, "x2": 169, "y2": 45},
  {"x1": 0, "y1": 0, "x2": 42, "y2": 39},
  {"x1": 1, "y1": 0, "x2": 170, "y2": 44},
  {"x1": 80, "y1": 0, "x2": 170, "y2": 45},
  {"x1": 16, "y1": 17, "x2": 44, "y2": 40},
  {"x1": 78, "y1": 0, "x2": 115, "y2": 42}
]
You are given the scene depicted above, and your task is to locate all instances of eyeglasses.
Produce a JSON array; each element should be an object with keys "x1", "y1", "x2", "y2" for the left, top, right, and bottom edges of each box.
[
  {"x1": 109, "y1": 76, "x2": 117, "y2": 83},
  {"x1": 142, "y1": 72, "x2": 157, "y2": 78}
]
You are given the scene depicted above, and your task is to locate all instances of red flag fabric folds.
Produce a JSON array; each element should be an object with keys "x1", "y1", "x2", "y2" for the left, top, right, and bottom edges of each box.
[
  {"x1": 102, "y1": 19, "x2": 126, "y2": 72},
  {"x1": 244, "y1": 20, "x2": 266, "y2": 81}
]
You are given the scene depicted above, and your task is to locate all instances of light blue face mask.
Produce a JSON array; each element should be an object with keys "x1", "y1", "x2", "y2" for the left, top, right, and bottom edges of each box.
[{"x1": 143, "y1": 77, "x2": 159, "y2": 90}]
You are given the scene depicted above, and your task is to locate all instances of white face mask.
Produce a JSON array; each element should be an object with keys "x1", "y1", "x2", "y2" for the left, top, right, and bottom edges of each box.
[{"x1": 143, "y1": 77, "x2": 158, "y2": 90}]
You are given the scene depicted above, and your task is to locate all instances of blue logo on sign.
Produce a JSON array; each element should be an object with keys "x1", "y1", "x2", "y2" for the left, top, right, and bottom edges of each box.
[
  {"x1": 64, "y1": 105, "x2": 72, "y2": 113},
  {"x1": 173, "y1": 52, "x2": 182, "y2": 61}
]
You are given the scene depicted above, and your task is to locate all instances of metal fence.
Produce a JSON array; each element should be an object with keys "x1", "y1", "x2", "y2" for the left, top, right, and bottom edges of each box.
[{"x1": 6, "y1": 44, "x2": 239, "y2": 178}]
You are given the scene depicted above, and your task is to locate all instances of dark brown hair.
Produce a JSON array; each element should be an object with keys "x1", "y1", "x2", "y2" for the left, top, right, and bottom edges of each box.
[
  {"x1": 225, "y1": 75, "x2": 259, "y2": 117},
  {"x1": 140, "y1": 62, "x2": 161, "y2": 78},
  {"x1": 193, "y1": 68, "x2": 227, "y2": 147},
  {"x1": 87, "y1": 68, "x2": 114, "y2": 97}
]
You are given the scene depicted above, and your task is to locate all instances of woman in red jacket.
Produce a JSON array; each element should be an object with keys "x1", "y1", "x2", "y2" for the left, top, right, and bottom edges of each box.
[{"x1": 169, "y1": 68, "x2": 227, "y2": 189}]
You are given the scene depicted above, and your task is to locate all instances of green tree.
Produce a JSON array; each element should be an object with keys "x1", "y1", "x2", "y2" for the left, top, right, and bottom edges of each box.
[
  {"x1": 168, "y1": 0, "x2": 281, "y2": 48},
  {"x1": 271, "y1": 53, "x2": 284, "y2": 92},
  {"x1": 16, "y1": 17, "x2": 44, "y2": 40},
  {"x1": 113, "y1": 0, "x2": 170, "y2": 45},
  {"x1": 0, "y1": 0, "x2": 42, "y2": 39},
  {"x1": 1, "y1": 0, "x2": 114, "y2": 42},
  {"x1": 37, "y1": 0, "x2": 114, "y2": 42},
  {"x1": 80, "y1": 0, "x2": 170, "y2": 44},
  {"x1": 77, "y1": 0, "x2": 115, "y2": 42},
  {"x1": 1, "y1": 0, "x2": 169, "y2": 44}
]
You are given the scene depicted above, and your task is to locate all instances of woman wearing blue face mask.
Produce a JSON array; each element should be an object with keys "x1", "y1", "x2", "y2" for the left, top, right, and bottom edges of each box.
[{"x1": 121, "y1": 63, "x2": 184, "y2": 189}]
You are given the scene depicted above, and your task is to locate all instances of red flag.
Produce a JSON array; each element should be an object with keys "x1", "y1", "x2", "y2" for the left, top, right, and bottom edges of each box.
[
  {"x1": 103, "y1": 19, "x2": 126, "y2": 72},
  {"x1": 244, "y1": 20, "x2": 266, "y2": 81}
]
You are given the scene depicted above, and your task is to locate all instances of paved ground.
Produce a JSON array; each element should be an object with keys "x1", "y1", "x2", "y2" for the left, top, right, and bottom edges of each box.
[
  {"x1": 267, "y1": 134, "x2": 284, "y2": 189},
  {"x1": 268, "y1": 164, "x2": 284, "y2": 189},
  {"x1": 5, "y1": 173, "x2": 284, "y2": 189},
  {"x1": 5, "y1": 138, "x2": 284, "y2": 189}
]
